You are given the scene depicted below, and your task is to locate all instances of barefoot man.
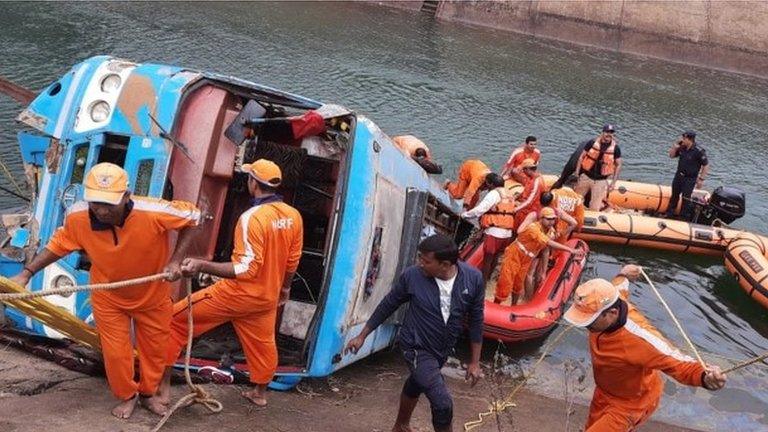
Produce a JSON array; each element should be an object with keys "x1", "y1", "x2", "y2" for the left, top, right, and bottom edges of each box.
[
  {"x1": 160, "y1": 159, "x2": 303, "y2": 406},
  {"x1": 10, "y1": 163, "x2": 201, "y2": 418}
]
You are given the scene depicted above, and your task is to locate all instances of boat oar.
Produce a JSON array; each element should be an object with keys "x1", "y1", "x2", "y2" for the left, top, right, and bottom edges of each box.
[{"x1": 638, "y1": 267, "x2": 706, "y2": 367}]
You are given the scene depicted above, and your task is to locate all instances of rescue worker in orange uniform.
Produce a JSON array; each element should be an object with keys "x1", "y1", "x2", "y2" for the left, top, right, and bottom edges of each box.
[
  {"x1": 393, "y1": 135, "x2": 443, "y2": 174},
  {"x1": 444, "y1": 159, "x2": 496, "y2": 209},
  {"x1": 545, "y1": 174, "x2": 585, "y2": 244},
  {"x1": 501, "y1": 136, "x2": 541, "y2": 184},
  {"x1": 563, "y1": 278, "x2": 727, "y2": 432},
  {"x1": 574, "y1": 124, "x2": 623, "y2": 210},
  {"x1": 10, "y1": 163, "x2": 201, "y2": 419},
  {"x1": 516, "y1": 203, "x2": 579, "y2": 295},
  {"x1": 511, "y1": 158, "x2": 547, "y2": 230},
  {"x1": 159, "y1": 159, "x2": 303, "y2": 407},
  {"x1": 460, "y1": 174, "x2": 512, "y2": 281},
  {"x1": 610, "y1": 264, "x2": 674, "y2": 344},
  {"x1": 495, "y1": 207, "x2": 584, "y2": 305}
]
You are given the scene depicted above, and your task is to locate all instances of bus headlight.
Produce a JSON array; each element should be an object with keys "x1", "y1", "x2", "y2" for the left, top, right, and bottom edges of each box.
[
  {"x1": 52, "y1": 274, "x2": 75, "y2": 297},
  {"x1": 100, "y1": 74, "x2": 122, "y2": 93},
  {"x1": 89, "y1": 100, "x2": 111, "y2": 122}
]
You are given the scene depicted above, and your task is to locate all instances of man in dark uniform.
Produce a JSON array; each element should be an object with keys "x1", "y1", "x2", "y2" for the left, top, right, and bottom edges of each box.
[
  {"x1": 665, "y1": 130, "x2": 709, "y2": 220},
  {"x1": 345, "y1": 235, "x2": 484, "y2": 432}
]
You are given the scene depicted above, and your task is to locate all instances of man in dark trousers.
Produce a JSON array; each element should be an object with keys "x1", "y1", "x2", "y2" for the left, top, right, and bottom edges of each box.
[
  {"x1": 345, "y1": 235, "x2": 485, "y2": 432},
  {"x1": 665, "y1": 130, "x2": 709, "y2": 220}
]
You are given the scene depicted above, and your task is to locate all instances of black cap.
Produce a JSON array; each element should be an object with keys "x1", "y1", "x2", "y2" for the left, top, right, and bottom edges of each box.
[
  {"x1": 602, "y1": 124, "x2": 616, "y2": 133},
  {"x1": 683, "y1": 130, "x2": 697, "y2": 139}
]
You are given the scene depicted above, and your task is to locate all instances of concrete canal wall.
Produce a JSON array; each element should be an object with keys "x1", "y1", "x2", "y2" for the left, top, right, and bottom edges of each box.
[{"x1": 378, "y1": 1, "x2": 768, "y2": 78}]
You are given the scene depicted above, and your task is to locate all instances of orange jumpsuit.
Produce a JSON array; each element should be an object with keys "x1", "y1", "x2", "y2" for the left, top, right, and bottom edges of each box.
[
  {"x1": 502, "y1": 146, "x2": 541, "y2": 184},
  {"x1": 495, "y1": 221, "x2": 551, "y2": 302},
  {"x1": 46, "y1": 197, "x2": 201, "y2": 400},
  {"x1": 446, "y1": 159, "x2": 490, "y2": 208},
  {"x1": 393, "y1": 135, "x2": 431, "y2": 158},
  {"x1": 551, "y1": 186, "x2": 585, "y2": 243},
  {"x1": 166, "y1": 199, "x2": 303, "y2": 385},
  {"x1": 512, "y1": 174, "x2": 546, "y2": 230},
  {"x1": 584, "y1": 295, "x2": 706, "y2": 432}
]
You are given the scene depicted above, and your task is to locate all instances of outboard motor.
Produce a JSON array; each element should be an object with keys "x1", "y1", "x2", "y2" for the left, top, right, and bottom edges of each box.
[{"x1": 692, "y1": 186, "x2": 746, "y2": 226}]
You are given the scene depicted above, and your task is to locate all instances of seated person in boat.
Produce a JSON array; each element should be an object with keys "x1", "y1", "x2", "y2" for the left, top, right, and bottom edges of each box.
[
  {"x1": 564, "y1": 277, "x2": 726, "y2": 432},
  {"x1": 393, "y1": 134, "x2": 443, "y2": 174},
  {"x1": 10, "y1": 163, "x2": 201, "y2": 419},
  {"x1": 500, "y1": 135, "x2": 541, "y2": 184},
  {"x1": 443, "y1": 159, "x2": 496, "y2": 209},
  {"x1": 496, "y1": 207, "x2": 583, "y2": 305},
  {"x1": 159, "y1": 159, "x2": 304, "y2": 407},
  {"x1": 665, "y1": 130, "x2": 709, "y2": 221},
  {"x1": 345, "y1": 235, "x2": 484, "y2": 432},
  {"x1": 516, "y1": 203, "x2": 579, "y2": 296},
  {"x1": 511, "y1": 158, "x2": 547, "y2": 230},
  {"x1": 574, "y1": 124, "x2": 623, "y2": 210},
  {"x1": 461, "y1": 175, "x2": 514, "y2": 281}
]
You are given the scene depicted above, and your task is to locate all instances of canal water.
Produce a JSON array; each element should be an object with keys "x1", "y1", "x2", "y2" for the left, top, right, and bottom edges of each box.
[{"x1": 1, "y1": 2, "x2": 766, "y2": 430}]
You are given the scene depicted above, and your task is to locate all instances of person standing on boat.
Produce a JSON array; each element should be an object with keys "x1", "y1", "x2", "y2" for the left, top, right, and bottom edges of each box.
[
  {"x1": 10, "y1": 162, "x2": 201, "y2": 419},
  {"x1": 443, "y1": 159, "x2": 495, "y2": 209},
  {"x1": 345, "y1": 235, "x2": 485, "y2": 432},
  {"x1": 461, "y1": 175, "x2": 514, "y2": 281},
  {"x1": 574, "y1": 124, "x2": 623, "y2": 210},
  {"x1": 563, "y1": 278, "x2": 727, "y2": 432},
  {"x1": 511, "y1": 158, "x2": 547, "y2": 230},
  {"x1": 665, "y1": 130, "x2": 709, "y2": 220},
  {"x1": 159, "y1": 159, "x2": 303, "y2": 407},
  {"x1": 501, "y1": 136, "x2": 541, "y2": 184},
  {"x1": 548, "y1": 174, "x2": 585, "y2": 244},
  {"x1": 496, "y1": 207, "x2": 584, "y2": 305}
]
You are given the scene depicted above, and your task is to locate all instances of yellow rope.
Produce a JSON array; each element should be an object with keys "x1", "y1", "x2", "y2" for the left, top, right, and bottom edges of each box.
[
  {"x1": 0, "y1": 156, "x2": 26, "y2": 197},
  {"x1": 150, "y1": 280, "x2": 222, "y2": 432},
  {"x1": 721, "y1": 351, "x2": 768, "y2": 374},
  {"x1": 0, "y1": 273, "x2": 170, "y2": 300},
  {"x1": 638, "y1": 267, "x2": 706, "y2": 367},
  {"x1": 463, "y1": 325, "x2": 574, "y2": 431}
]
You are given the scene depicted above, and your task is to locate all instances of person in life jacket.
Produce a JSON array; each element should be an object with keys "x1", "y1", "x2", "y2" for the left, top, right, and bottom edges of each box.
[
  {"x1": 511, "y1": 158, "x2": 547, "y2": 230},
  {"x1": 516, "y1": 200, "x2": 579, "y2": 295},
  {"x1": 10, "y1": 163, "x2": 201, "y2": 419},
  {"x1": 501, "y1": 135, "x2": 541, "y2": 184},
  {"x1": 444, "y1": 159, "x2": 496, "y2": 209},
  {"x1": 547, "y1": 174, "x2": 585, "y2": 244},
  {"x1": 574, "y1": 124, "x2": 623, "y2": 210},
  {"x1": 563, "y1": 278, "x2": 726, "y2": 432},
  {"x1": 159, "y1": 159, "x2": 304, "y2": 407},
  {"x1": 393, "y1": 135, "x2": 443, "y2": 174},
  {"x1": 461, "y1": 174, "x2": 512, "y2": 281},
  {"x1": 496, "y1": 207, "x2": 584, "y2": 305}
]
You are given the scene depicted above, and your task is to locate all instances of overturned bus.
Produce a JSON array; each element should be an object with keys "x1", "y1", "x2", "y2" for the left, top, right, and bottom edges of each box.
[{"x1": 0, "y1": 56, "x2": 470, "y2": 388}]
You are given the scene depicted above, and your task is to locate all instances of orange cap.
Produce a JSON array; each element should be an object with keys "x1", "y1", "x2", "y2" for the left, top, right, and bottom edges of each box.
[
  {"x1": 242, "y1": 159, "x2": 282, "y2": 187},
  {"x1": 83, "y1": 162, "x2": 129, "y2": 205},
  {"x1": 539, "y1": 206, "x2": 556, "y2": 219},
  {"x1": 520, "y1": 158, "x2": 537, "y2": 169},
  {"x1": 563, "y1": 278, "x2": 620, "y2": 327}
]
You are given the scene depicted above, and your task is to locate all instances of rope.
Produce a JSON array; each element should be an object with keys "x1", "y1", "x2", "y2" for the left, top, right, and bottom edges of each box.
[
  {"x1": 721, "y1": 351, "x2": 768, "y2": 374},
  {"x1": 0, "y1": 273, "x2": 170, "y2": 300},
  {"x1": 638, "y1": 267, "x2": 705, "y2": 367},
  {"x1": 0, "y1": 156, "x2": 26, "y2": 197},
  {"x1": 150, "y1": 279, "x2": 222, "y2": 432},
  {"x1": 463, "y1": 325, "x2": 574, "y2": 431}
]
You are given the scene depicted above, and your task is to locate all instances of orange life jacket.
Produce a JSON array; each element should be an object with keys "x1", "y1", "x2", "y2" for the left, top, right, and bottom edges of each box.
[
  {"x1": 580, "y1": 139, "x2": 616, "y2": 176},
  {"x1": 480, "y1": 187, "x2": 516, "y2": 229}
]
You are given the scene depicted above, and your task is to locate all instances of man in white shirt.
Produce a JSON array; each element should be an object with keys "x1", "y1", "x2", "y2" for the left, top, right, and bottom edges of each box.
[{"x1": 461, "y1": 174, "x2": 512, "y2": 280}]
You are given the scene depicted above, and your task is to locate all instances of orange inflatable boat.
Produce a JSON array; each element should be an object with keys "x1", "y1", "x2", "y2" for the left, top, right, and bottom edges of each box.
[
  {"x1": 503, "y1": 176, "x2": 767, "y2": 309},
  {"x1": 460, "y1": 236, "x2": 588, "y2": 342}
]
